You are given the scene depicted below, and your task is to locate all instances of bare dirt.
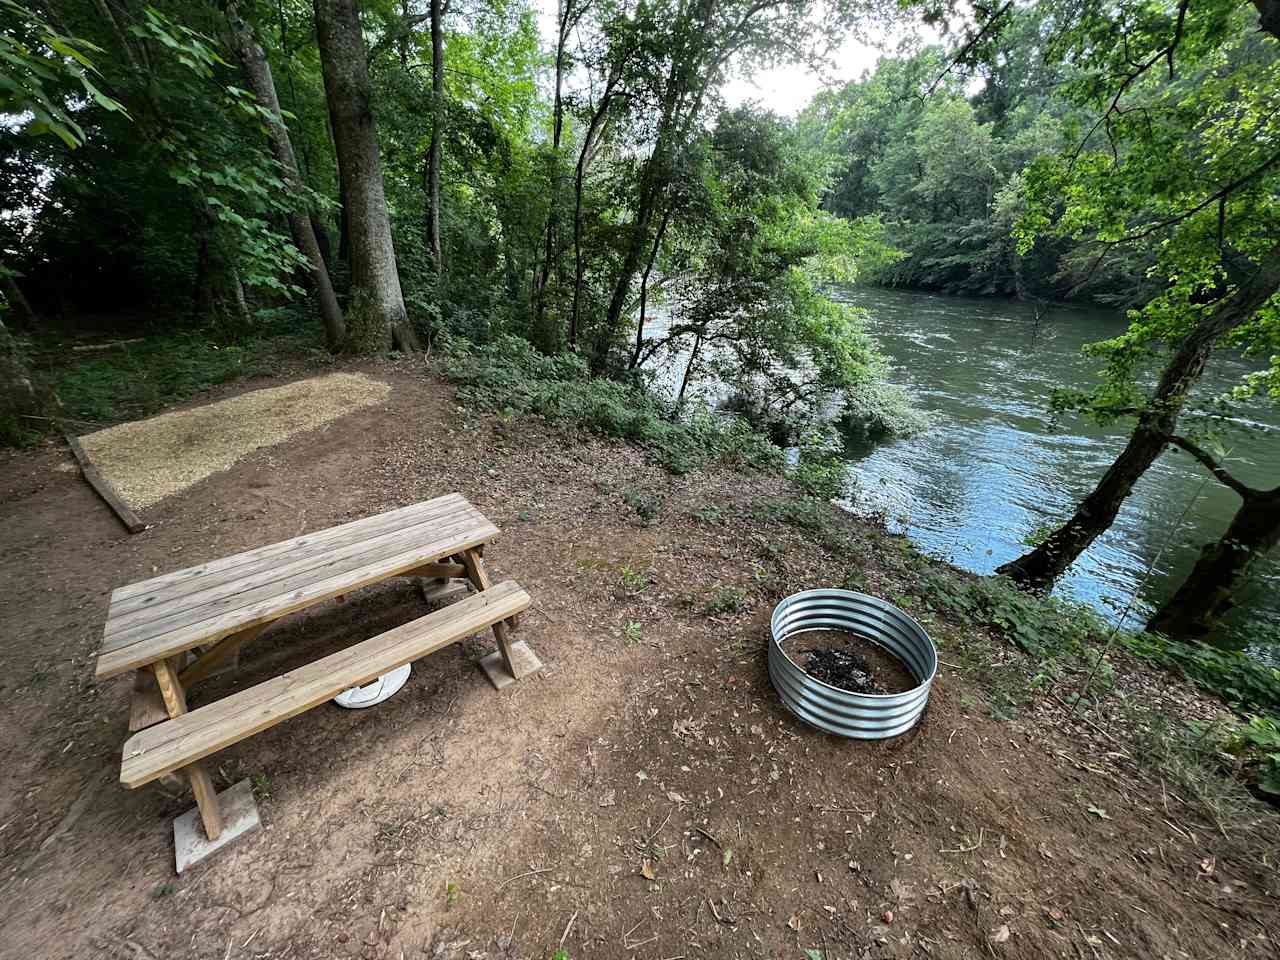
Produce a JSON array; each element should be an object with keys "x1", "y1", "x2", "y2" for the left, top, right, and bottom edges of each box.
[
  {"x1": 0, "y1": 359, "x2": 1276, "y2": 960},
  {"x1": 78, "y1": 371, "x2": 390, "y2": 509}
]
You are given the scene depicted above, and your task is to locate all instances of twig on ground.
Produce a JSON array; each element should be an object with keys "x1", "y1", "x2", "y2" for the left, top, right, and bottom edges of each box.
[
  {"x1": 558, "y1": 910, "x2": 578, "y2": 949},
  {"x1": 495, "y1": 867, "x2": 553, "y2": 891}
]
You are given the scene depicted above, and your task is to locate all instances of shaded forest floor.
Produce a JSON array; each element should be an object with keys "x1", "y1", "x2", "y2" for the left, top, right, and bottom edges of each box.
[{"x1": 0, "y1": 359, "x2": 1277, "y2": 960}]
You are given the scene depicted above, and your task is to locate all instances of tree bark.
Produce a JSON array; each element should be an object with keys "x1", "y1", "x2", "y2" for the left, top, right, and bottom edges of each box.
[
  {"x1": 226, "y1": 0, "x2": 346, "y2": 350},
  {"x1": 997, "y1": 244, "x2": 1280, "y2": 587},
  {"x1": 1148, "y1": 484, "x2": 1280, "y2": 639},
  {"x1": 568, "y1": 84, "x2": 617, "y2": 350},
  {"x1": 531, "y1": 0, "x2": 574, "y2": 350},
  {"x1": 314, "y1": 0, "x2": 417, "y2": 353},
  {"x1": 630, "y1": 206, "x2": 671, "y2": 369},
  {"x1": 423, "y1": 0, "x2": 444, "y2": 274}
]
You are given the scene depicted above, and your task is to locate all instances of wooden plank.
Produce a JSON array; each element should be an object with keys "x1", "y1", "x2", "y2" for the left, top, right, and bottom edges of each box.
[
  {"x1": 151, "y1": 658, "x2": 222, "y2": 841},
  {"x1": 103, "y1": 507, "x2": 489, "y2": 641},
  {"x1": 107, "y1": 496, "x2": 479, "y2": 623},
  {"x1": 178, "y1": 623, "x2": 265, "y2": 687},
  {"x1": 96, "y1": 515, "x2": 499, "y2": 679},
  {"x1": 110, "y1": 495, "x2": 467, "y2": 604},
  {"x1": 129, "y1": 672, "x2": 168, "y2": 732},
  {"x1": 460, "y1": 548, "x2": 515, "y2": 678},
  {"x1": 402, "y1": 561, "x2": 467, "y2": 580},
  {"x1": 121, "y1": 581, "x2": 531, "y2": 788},
  {"x1": 65, "y1": 432, "x2": 145, "y2": 534}
]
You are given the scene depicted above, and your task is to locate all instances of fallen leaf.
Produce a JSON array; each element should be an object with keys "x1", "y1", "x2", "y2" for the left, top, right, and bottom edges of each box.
[
  {"x1": 1199, "y1": 856, "x2": 1215, "y2": 876},
  {"x1": 1046, "y1": 908, "x2": 1065, "y2": 922},
  {"x1": 786, "y1": 914, "x2": 800, "y2": 932},
  {"x1": 635, "y1": 770, "x2": 649, "y2": 782},
  {"x1": 722, "y1": 849, "x2": 733, "y2": 866},
  {"x1": 598, "y1": 790, "x2": 616, "y2": 808},
  {"x1": 1087, "y1": 805, "x2": 1112, "y2": 821},
  {"x1": 804, "y1": 951, "x2": 824, "y2": 960},
  {"x1": 989, "y1": 924, "x2": 1011, "y2": 944},
  {"x1": 881, "y1": 910, "x2": 894, "y2": 924},
  {"x1": 666, "y1": 791, "x2": 687, "y2": 804},
  {"x1": 639, "y1": 861, "x2": 656, "y2": 881}
]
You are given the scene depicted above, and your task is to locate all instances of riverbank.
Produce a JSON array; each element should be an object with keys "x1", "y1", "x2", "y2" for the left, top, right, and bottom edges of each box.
[{"x1": 2, "y1": 351, "x2": 1276, "y2": 958}]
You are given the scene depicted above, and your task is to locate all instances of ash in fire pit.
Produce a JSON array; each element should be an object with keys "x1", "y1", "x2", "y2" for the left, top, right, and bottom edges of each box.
[
  {"x1": 801, "y1": 646, "x2": 884, "y2": 695},
  {"x1": 781, "y1": 629, "x2": 916, "y2": 696}
]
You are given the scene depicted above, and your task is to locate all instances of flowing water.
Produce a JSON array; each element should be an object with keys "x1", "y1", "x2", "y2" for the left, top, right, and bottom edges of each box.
[{"x1": 831, "y1": 287, "x2": 1280, "y2": 653}]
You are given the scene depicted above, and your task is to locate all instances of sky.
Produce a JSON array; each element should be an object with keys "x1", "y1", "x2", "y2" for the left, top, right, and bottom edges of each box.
[{"x1": 530, "y1": 1, "x2": 935, "y2": 118}]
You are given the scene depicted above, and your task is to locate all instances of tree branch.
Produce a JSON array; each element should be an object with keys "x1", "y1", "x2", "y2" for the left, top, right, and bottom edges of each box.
[
  {"x1": 1167, "y1": 435, "x2": 1260, "y2": 498},
  {"x1": 924, "y1": 2, "x2": 1014, "y2": 98}
]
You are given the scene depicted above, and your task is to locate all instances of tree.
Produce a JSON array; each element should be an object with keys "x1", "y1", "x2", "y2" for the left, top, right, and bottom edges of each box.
[
  {"x1": 0, "y1": 0, "x2": 125, "y2": 442},
  {"x1": 313, "y1": 0, "x2": 417, "y2": 353},
  {"x1": 990, "y1": 1, "x2": 1280, "y2": 591},
  {"x1": 1148, "y1": 436, "x2": 1280, "y2": 639},
  {"x1": 424, "y1": 0, "x2": 446, "y2": 273},
  {"x1": 225, "y1": 0, "x2": 346, "y2": 349},
  {"x1": 591, "y1": 0, "x2": 864, "y2": 372}
]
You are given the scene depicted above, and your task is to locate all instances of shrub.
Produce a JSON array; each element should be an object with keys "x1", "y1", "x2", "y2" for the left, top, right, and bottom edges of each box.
[{"x1": 443, "y1": 335, "x2": 783, "y2": 475}]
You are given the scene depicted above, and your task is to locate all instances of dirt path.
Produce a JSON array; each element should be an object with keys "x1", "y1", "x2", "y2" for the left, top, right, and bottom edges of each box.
[{"x1": 0, "y1": 361, "x2": 1275, "y2": 960}]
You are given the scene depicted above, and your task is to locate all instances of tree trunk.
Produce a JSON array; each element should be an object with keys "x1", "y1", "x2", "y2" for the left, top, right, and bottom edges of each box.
[
  {"x1": 598, "y1": 66, "x2": 684, "y2": 370},
  {"x1": 997, "y1": 245, "x2": 1280, "y2": 587},
  {"x1": 531, "y1": 0, "x2": 572, "y2": 350},
  {"x1": 630, "y1": 207, "x2": 670, "y2": 369},
  {"x1": 1148, "y1": 485, "x2": 1280, "y2": 639},
  {"x1": 423, "y1": 0, "x2": 444, "y2": 274},
  {"x1": 568, "y1": 89, "x2": 616, "y2": 350},
  {"x1": 226, "y1": 0, "x2": 346, "y2": 350},
  {"x1": 314, "y1": 0, "x2": 417, "y2": 353}
]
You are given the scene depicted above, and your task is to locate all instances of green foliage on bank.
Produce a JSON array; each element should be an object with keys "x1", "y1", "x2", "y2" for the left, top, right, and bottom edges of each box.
[{"x1": 443, "y1": 335, "x2": 783, "y2": 476}]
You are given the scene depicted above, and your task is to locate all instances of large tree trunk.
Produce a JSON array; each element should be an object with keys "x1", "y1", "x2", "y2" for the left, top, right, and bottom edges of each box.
[
  {"x1": 423, "y1": 0, "x2": 444, "y2": 274},
  {"x1": 226, "y1": 0, "x2": 346, "y2": 350},
  {"x1": 1148, "y1": 485, "x2": 1280, "y2": 639},
  {"x1": 313, "y1": 0, "x2": 417, "y2": 353},
  {"x1": 997, "y1": 245, "x2": 1280, "y2": 587}
]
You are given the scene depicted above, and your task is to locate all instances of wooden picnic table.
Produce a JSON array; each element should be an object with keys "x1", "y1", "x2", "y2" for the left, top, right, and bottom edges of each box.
[{"x1": 94, "y1": 494, "x2": 534, "y2": 870}]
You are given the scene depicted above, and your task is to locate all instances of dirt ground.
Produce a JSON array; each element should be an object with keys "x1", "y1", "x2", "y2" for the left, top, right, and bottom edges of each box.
[{"x1": 0, "y1": 360, "x2": 1276, "y2": 960}]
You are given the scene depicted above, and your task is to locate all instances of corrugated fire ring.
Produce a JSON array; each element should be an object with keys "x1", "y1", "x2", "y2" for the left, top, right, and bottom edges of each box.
[{"x1": 768, "y1": 588, "x2": 937, "y2": 739}]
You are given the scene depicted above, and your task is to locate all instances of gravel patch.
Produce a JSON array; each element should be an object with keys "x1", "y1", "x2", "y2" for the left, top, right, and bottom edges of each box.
[{"x1": 78, "y1": 372, "x2": 390, "y2": 509}]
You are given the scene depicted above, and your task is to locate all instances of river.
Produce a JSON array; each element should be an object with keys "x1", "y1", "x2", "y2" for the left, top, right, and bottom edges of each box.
[{"x1": 831, "y1": 287, "x2": 1280, "y2": 654}]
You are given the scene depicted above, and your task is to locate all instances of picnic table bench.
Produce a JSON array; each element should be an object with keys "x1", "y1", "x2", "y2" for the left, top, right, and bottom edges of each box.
[{"x1": 94, "y1": 494, "x2": 536, "y2": 870}]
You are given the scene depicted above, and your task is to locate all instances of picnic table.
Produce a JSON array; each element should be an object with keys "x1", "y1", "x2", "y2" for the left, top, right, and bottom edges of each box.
[{"x1": 94, "y1": 494, "x2": 535, "y2": 870}]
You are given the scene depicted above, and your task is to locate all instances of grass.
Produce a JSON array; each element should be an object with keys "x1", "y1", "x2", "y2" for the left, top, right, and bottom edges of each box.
[
  {"x1": 705, "y1": 585, "x2": 750, "y2": 617},
  {"x1": 617, "y1": 565, "x2": 650, "y2": 593},
  {"x1": 39, "y1": 313, "x2": 323, "y2": 427}
]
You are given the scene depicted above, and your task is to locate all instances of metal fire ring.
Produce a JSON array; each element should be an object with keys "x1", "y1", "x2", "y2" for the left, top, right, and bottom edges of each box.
[{"x1": 768, "y1": 589, "x2": 937, "y2": 739}]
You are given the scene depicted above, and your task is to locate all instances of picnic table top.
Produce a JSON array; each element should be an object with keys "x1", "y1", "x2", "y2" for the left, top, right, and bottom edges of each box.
[{"x1": 95, "y1": 494, "x2": 499, "y2": 681}]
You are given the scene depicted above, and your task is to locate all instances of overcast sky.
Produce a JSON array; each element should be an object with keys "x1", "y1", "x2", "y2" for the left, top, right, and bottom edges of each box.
[{"x1": 530, "y1": 1, "x2": 936, "y2": 117}]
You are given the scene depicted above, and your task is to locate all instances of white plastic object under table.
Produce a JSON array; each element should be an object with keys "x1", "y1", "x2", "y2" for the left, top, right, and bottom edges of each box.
[{"x1": 333, "y1": 664, "x2": 411, "y2": 708}]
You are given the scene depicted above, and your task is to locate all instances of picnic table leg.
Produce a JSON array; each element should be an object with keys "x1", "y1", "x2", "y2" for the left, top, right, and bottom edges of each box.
[
  {"x1": 460, "y1": 548, "x2": 516, "y2": 677},
  {"x1": 152, "y1": 658, "x2": 224, "y2": 841}
]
